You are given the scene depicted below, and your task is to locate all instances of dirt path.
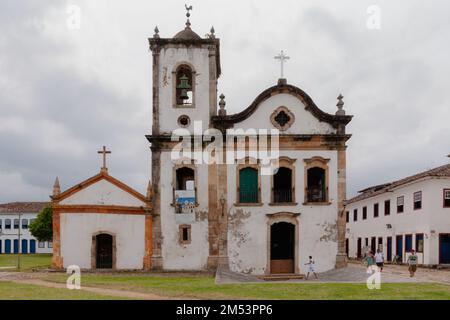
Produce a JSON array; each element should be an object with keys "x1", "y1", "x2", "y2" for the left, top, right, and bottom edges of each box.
[{"x1": 0, "y1": 272, "x2": 175, "y2": 300}]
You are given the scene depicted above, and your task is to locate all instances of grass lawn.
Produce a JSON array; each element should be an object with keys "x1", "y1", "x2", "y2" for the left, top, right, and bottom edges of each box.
[
  {"x1": 0, "y1": 281, "x2": 124, "y2": 300},
  {"x1": 0, "y1": 254, "x2": 52, "y2": 271},
  {"x1": 43, "y1": 273, "x2": 450, "y2": 300}
]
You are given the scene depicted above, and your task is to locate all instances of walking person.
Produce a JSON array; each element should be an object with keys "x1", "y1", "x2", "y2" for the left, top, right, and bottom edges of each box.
[
  {"x1": 374, "y1": 249, "x2": 384, "y2": 272},
  {"x1": 363, "y1": 250, "x2": 375, "y2": 269},
  {"x1": 407, "y1": 249, "x2": 418, "y2": 277},
  {"x1": 305, "y1": 256, "x2": 318, "y2": 280}
]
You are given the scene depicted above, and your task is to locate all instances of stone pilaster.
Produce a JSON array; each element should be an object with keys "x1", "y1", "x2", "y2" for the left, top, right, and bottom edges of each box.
[
  {"x1": 208, "y1": 44, "x2": 218, "y2": 120},
  {"x1": 51, "y1": 208, "x2": 63, "y2": 269},
  {"x1": 335, "y1": 145, "x2": 348, "y2": 268},
  {"x1": 207, "y1": 162, "x2": 219, "y2": 269},
  {"x1": 151, "y1": 46, "x2": 160, "y2": 135},
  {"x1": 151, "y1": 149, "x2": 163, "y2": 269},
  {"x1": 143, "y1": 213, "x2": 153, "y2": 270}
]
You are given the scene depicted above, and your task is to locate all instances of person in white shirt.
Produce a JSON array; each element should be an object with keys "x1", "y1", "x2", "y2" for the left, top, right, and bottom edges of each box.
[
  {"x1": 374, "y1": 249, "x2": 384, "y2": 272},
  {"x1": 305, "y1": 256, "x2": 318, "y2": 280}
]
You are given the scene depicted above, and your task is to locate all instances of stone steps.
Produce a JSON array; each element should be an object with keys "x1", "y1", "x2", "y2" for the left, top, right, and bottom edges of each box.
[{"x1": 258, "y1": 274, "x2": 305, "y2": 281}]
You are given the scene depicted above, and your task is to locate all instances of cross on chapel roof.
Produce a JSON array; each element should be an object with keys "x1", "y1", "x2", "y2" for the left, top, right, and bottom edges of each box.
[{"x1": 97, "y1": 146, "x2": 111, "y2": 173}]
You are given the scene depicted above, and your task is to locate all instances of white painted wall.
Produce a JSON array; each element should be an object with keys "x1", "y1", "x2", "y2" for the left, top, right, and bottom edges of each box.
[
  {"x1": 235, "y1": 93, "x2": 336, "y2": 134},
  {"x1": 227, "y1": 150, "x2": 339, "y2": 274},
  {"x1": 346, "y1": 177, "x2": 450, "y2": 265},
  {"x1": 0, "y1": 213, "x2": 52, "y2": 254},
  {"x1": 60, "y1": 179, "x2": 146, "y2": 207},
  {"x1": 158, "y1": 46, "x2": 212, "y2": 135},
  {"x1": 60, "y1": 213, "x2": 145, "y2": 269},
  {"x1": 160, "y1": 151, "x2": 210, "y2": 270}
]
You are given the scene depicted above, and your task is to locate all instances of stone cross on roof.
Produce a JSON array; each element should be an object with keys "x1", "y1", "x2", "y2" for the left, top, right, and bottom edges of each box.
[
  {"x1": 97, "y1": 146, "x2": 111, "y2": 173},
  {"x1": 274, "y1": 50, "x2": 290, "y2": 80}
]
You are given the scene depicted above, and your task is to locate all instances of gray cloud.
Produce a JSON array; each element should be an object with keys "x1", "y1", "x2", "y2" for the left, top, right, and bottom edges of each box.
[{"x1": 0, "y1": 0, "x2": 449, "y2": 202}]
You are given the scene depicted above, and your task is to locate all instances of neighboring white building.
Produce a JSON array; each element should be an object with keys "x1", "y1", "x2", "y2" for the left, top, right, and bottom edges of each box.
[
  {"x1": 345, "y1": 164, "x2": 450, "y2": 266},
  {"x1": 0, "y1": 202, "x2": 53, "y2": 254}
]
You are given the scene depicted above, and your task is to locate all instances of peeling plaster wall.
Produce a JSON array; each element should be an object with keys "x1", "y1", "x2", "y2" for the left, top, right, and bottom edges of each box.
[
  {"x1": 159, "y1": 151, "x2": 209, "y2": 270},
  {"x1": 60, "y1": 213, "x2": 145, "y2": 269},
  {"x1": 346, "y1": 178, "x2": 450, "y2": 265},
  {"x1": 227, "y1": 150, "x2": 339, "y2": 274}
]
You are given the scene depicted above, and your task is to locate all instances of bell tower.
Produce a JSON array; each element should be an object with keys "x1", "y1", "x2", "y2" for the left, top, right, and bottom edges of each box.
[
  {"x1": 147, "y1": 7, "x2": 222, "y2": 270},
  {"x1": 149, "y1": 7, "x2": 221, "y2": 135}
]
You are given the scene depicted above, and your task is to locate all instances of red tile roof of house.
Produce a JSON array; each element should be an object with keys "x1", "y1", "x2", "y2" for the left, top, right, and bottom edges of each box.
[
  {"x1": 346, "y1": 163, "x2": 450, "y2": 205},
  {"x1": 0, "y1": 202, "x2": 49, "y2": 213}
]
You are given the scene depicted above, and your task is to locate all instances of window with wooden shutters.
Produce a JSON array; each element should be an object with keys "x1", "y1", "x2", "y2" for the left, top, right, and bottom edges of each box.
[
  {"x1": 416, "y1": 234, "x2": 424, "y2": 252},
  {"x1": 414, "y1": 191, "x2": 422, "y2": 210},
  {"x1": 239, "y1": 167, "x2": 258, "y2": 203},
  {"x1": 443, "y1": 189, "x2": 450, "y2": 208},
  {"x1": 397, "y1": 196, "x2": 404, "y2": 213},
  {"x1": 384, "y1": 200, "x2": 390, "y2": 215}
]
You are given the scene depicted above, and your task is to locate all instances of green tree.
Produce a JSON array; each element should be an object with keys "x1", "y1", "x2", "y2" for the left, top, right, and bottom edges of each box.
[{"x1": 29, "y1": 206, "x2": 53, "y2": 242}]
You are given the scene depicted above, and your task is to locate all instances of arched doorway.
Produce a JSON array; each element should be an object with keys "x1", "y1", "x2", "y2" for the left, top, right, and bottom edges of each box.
[
  {"x1": 94, "y1": 233, "x2": 114, "y2": 269},
  {"x1": 270, "y1": 222, "x2": 295, "y2": 273}
]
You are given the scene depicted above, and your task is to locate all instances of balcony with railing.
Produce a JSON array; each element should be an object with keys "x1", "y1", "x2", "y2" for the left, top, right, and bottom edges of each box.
[
  {"x1": 272, "y1": 189, "x2": 293, "y2": 204},
  {"x1": 239, "y1": 190, "x2": 259, "y2": 204},
  {"x1": 306, "y1": 186, "x2": 327, "y2": 203}
]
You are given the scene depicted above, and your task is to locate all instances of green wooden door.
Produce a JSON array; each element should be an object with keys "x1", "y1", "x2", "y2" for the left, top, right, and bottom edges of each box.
[{"x1": 239, "y1": 168, "x2": 258, "y2": 203}]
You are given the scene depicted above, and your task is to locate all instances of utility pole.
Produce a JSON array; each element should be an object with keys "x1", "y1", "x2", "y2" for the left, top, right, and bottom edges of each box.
[{"x1": 17, "y1": 211, "x2": 21, "y2": 270}]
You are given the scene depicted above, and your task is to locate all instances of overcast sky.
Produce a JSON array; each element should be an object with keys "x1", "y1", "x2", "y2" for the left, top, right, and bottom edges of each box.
[{"x1": 0, "y1": 0, "x2": 449, "y2": 203}]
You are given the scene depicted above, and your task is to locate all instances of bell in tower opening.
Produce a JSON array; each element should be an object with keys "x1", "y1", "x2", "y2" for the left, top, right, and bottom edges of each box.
[{"x1": 176, "y1": 65, "x2": 193, "y2": 105}]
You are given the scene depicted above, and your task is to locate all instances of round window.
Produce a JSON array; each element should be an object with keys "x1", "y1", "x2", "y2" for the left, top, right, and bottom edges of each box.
[{"x1": 177, "y1": 115, "x2": 191, "y2": 128}]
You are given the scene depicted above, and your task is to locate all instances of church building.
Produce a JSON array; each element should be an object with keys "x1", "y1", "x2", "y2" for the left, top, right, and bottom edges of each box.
[
  {"x1": 53, "y1": 9, "x2": 353, "y2": 275},
  {"x1": 146, "y1": 9, "x2": 352, "y2": 274}
]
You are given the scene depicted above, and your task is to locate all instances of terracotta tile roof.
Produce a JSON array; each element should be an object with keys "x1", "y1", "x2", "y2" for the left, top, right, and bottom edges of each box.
[
  {"x1": 346, "y1": 163, "x2": 450, "y2": 205},
  {"x1": 0, "y1": 202, "x2": 49, "y2": 213}
]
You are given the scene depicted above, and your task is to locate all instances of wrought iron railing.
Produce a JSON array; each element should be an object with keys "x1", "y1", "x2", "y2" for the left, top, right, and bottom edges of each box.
[
  {"x1": 273, "y1": 189, "x2": 293, "y2": 203},
  {"x1": 306, "y1": 187, "x2": 326, "y2": 202},
  {"x1": 239, "y1": 190, "x2": 259, "y2": 203}
]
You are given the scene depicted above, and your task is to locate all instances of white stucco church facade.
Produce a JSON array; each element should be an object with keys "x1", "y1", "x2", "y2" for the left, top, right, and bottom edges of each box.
[{"x1": 52, "y1": 11, "x2": 353, "y2": 275}]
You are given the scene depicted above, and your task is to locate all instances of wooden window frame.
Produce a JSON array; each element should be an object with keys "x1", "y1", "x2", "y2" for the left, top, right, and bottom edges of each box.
[
  {"x1": 172, "y1": 162, "x2": 198, "y2": 209},
  {"x1": 270, "y1": 157, "x2": 296, "y2": 206},
  {"x1": 404, "y1": 234, "x2": 413, "y2": 253},
  {"x1": 413, "y1": 191, "x2": 422, "y2": 211},
  {"x1": 397, "y1": 195, "x2": 404, "y2": 213},
  {"x1": 373, "y1": 203, "x2": 379, "y2": 218},
  {"x1": 345, "y1": 211, "x2": 349, "y2": 223},
  {"x1": 415, "y1": 233, "x2": 424, "y2": 253},
  {"x1": 4, "y1": 219, "x2": 11, "y2": 230},
  {"x1": 384, "y1": 200, "x2": 391, "y2": 216},
  {"x1": 443, "y1": 189, "x2": 450, "y2": 208},
  {"x1": 179, "y1": 224, "x2": 192, "y2": 245},
  {"x1": 362, "y1": 206, "x2": 367, "y2": 220},
  {"x1": 172, "y1": 62, "x2": 196, "y2": 108},
  {"x1": 303, "y1": 156, "x2": 330, "y2": 205},
  {"x1": 353, "y1": 209, "x2": 358, "y2": 222},
  {"x1": 235, "y1": 157, "x2": 262, "y2": 206}
]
